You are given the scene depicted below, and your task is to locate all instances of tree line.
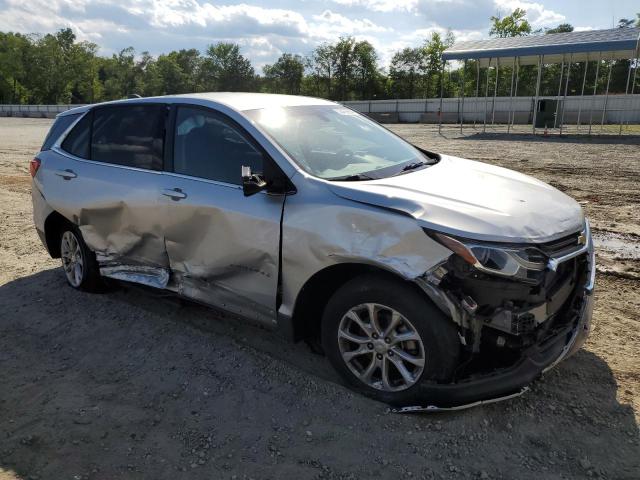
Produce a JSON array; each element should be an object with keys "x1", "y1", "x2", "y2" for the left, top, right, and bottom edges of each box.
[{"x1": 0, "y1": 10, "x2": 638, "y2": 105}]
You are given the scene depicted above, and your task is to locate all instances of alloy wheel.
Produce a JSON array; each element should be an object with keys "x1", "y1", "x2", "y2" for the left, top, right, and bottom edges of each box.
[
  {"x1": 60, "y1": 231, "x2": 84, "y2": 287},
  {"x1": 337, "y1": 303, "x2": 425, "y2": 392}
]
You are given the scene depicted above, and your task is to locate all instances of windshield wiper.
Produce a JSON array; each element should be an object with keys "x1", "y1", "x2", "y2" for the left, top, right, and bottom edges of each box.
[
  {"x1": 401, "y1": 161, "x2": 429, "y2": 172},
  {"x1": 390, "y1": 160, "x2": 431, "y2": 177},
  {"x1": 330, "y1": 173, "x2": 375, "y2": 181}
]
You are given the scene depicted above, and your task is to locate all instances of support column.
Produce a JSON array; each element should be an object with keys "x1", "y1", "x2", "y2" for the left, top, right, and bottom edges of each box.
[
  {"x1": 438, "y1": 60, "x2": 445, "y2": 135},
  {"x1": 491, "y1": 58, "x2": 499, "y2": 125},
  {"x1": 512, "y1": 57, "x2": 520, "y2": 131},
  {"x1": 559, "y1": 54, "x2": 572, "y2": 136},
  {"x1": 460, "y1": 59, "x2": 467, "y2": 134},
  {"x1": 553, "y1": 56, "x2": 565, "y2": 129},
  {"x1": 507, "y1": 56, "x2": 516, "y2": 134},
  {"x1": 474, "y1": 60, "x2": 480, "y2": 128},
  {"x1": 588, "y1": 52, "x2": 601, "y2": 136},
  {"x1": 532, "y1": 55, "x2": 544, "y2": 134},
  {"x1": 483, "y1": 59, "x2": 491, "y2": 133},
  {"x1": 576, "y1": 56, "x2": 589, "y2": 131},
  {"x1": 619, "y1": 58, "x2": 634, "y2": 135},
  {"x1": 600, "y1": 59, "x2": 612, "y2": 131}
]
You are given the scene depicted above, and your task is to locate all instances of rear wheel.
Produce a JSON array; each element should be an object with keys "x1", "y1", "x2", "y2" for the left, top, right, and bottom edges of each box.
[
  {"x1": 321, "y1": 274, "x2": 460, "y2": 405},
  {"x1": 60, "y1": 227, "x2": 103, "y2": 292}
]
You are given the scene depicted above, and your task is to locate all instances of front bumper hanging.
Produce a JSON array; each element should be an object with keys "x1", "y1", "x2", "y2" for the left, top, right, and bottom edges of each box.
[{"x1": 394, "y1": 236, "x2": 595, "y2": 413}]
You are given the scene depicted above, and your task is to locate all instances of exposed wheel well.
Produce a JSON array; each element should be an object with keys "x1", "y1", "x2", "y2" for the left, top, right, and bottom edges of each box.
[
  {"x1": 290, "y1": 263, "x2": 418, "y2": 343},
  {"x1": 43, "y1": 211, "x2": 74, "y2": 258}
]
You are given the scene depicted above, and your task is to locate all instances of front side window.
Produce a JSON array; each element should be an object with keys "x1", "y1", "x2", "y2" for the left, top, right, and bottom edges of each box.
[
  {"x1": 91, "y1": 105, "x2": 166, "y2": 171},
  {"x1": 173, "y1": 107, "x2": 263, "y2": 184},
  {"x1": 245, "y1": 105, "x2": 433, "y2": 180}
]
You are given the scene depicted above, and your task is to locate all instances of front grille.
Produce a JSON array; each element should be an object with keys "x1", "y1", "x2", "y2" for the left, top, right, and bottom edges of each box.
[{"x1": 537, "y1": 231, "x2": 582, "y2": 257}]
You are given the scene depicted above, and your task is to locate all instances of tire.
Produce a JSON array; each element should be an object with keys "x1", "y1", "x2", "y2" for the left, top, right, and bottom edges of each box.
[
  {"x1": 59, "y1": 226, "x2": 103, "y2": 292},
  {"x1": 321, "y1": 274, "x2": 459, "y2": 406}
]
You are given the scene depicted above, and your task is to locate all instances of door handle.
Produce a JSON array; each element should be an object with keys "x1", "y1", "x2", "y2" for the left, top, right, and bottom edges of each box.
[
  {"x1": 162, "y1": 188, "x2": 187, "y2": 200},
  {"x1": 54, "y1": 169, "x2": 77, "y2": 180}
]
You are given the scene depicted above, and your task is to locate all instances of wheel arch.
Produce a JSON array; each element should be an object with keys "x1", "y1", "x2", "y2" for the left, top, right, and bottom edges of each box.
[
  {"x1": 43, "y1": 211, "x2": 75, "y2": 258},
  {"x1": 288, "y1": 262, "x2": 424, "y2": 343}
]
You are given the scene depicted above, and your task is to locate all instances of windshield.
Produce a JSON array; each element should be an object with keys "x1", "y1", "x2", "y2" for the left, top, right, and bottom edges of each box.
[{"x1": 245, "y1": 105, "x2": 433, "y2": 180}]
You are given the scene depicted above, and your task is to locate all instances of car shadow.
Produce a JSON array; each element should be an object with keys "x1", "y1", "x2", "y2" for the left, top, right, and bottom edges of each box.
[{"x1": 0, "y1": 268, "x2": 638, "y2": 479}]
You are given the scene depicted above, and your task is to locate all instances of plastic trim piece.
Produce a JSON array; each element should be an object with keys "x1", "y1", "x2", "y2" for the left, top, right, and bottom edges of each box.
[{"x1": 391, "y1": 387, "x2": 529, "y2": 413}]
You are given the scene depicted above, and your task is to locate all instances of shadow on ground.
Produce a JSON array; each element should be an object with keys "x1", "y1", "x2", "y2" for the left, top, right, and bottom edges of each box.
[
  {"x1": 1, "y1": 269, "x2": 638, "y2": 479},
  {"x1": 456, "y1": 132, "x2": 640, "y2": 144}
]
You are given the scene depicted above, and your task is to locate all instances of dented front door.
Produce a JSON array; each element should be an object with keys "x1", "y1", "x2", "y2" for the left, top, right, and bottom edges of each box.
[
  {"x1": 162, "y1": 105, "x2": 284, "y2": 325},
  {"x1": 162, "y1": 178, "x2": 284, "y2": 325}
]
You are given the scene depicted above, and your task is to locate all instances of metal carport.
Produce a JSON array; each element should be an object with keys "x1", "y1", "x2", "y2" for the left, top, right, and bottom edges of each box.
[{"x1": 440, "y1": 28, "x2": 640, "y2": 135}]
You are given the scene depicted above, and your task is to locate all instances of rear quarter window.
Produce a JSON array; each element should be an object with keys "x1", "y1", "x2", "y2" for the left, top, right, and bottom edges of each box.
[
  {"x1": 41, "y1": 113, "x2": 81, "y2": 151},
  {"x1": 61, "y1": 112, "x2": 92, "y2": 159}
]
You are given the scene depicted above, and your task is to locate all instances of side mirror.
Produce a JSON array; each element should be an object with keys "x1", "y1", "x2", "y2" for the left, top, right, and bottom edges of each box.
[{"x1": 241, "y1": 165, "x2": 267, "y2": 197}]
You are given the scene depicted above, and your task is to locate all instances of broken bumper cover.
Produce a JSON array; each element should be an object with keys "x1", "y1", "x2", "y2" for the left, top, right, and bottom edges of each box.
[{"x1": 397, "y1": 249, "x2": 595, "y2": 412}]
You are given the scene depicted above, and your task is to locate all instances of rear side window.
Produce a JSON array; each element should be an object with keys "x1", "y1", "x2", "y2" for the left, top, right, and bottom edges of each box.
[
  {"x1": 41, "y1": 113, "x2": 81, "y2": 151},
  {"x1": 91, "y1": 105, "x2": 166, "y2": 171},
  {"x1": 173, "y1": 106, "x2": 263, "y2": 184},
  {"x1": 61, "y1": 112, "x2": 91, "y2": 159}
]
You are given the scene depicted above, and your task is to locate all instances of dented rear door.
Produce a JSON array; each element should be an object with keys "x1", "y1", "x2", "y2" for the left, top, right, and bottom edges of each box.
[
  {"x1": 162, "y1": 105, "x2": 284, "y2": 325},
  {"x1": 48, "y1": 104, "x2": 172, "y2": 287}
]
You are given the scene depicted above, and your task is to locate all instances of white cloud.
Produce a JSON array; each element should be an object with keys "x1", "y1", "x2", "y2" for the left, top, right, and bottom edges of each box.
[
  {"x1": 406, "y1": 25, "x2": 484, "y2": 43},
  {"x1": 330, "y1": 0, "x2": 419, "y2": 13},
  {"x1": 494, "y1": 0, "x2": 565, "y2": 27},
  {"x1": 0, "y1": 0, "x2": 574, "y2": 69},
  {"x1": 309, "y1": 10, "x2": 390, "y2": 40},
  {"x1": 123, "y1": 1, "x2": 309, "y2": 36}
]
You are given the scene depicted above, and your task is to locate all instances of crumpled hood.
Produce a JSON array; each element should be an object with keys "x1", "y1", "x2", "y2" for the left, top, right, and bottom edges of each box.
[{"x1": 327, "y1": 155, "x2": 584, "y2": 243}]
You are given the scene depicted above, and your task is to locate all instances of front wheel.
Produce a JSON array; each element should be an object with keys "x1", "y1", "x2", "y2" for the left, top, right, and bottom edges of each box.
[
  {"x1": 321, "y1": 274, "x2": 460, "y2": 406},
  {"x1": 60, "y1": 227, "x2": 103, "y2": 292}
]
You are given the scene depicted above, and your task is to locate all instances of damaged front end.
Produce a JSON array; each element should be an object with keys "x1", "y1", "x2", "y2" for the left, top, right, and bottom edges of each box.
[{"x1": 410, "y1": 221, "x2": 595, "y2": 409}]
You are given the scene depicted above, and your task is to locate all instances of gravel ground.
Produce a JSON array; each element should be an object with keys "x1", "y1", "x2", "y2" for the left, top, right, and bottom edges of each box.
[{"x1": 0, "y1": 118, "x2": 638, "y2": 480}]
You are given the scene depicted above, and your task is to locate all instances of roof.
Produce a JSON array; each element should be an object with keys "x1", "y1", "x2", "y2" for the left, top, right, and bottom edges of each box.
[
  {"x1": 59, "y1": 92, "x2": 335, "y2": 116},
  {"x1": 443, "y1": 28, "x2": 640, "y2": 66},
  {"x1": 175, "y1": 92, "x2": 335, "y2": 111}
]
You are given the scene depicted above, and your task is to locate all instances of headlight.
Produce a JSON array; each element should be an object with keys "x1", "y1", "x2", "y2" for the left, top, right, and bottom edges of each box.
[{"x1": 429, "y1": 231, "x2": 546, "y2": 280}]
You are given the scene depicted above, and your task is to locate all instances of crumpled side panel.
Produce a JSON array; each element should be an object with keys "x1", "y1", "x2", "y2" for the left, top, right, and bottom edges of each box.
[
  {"x1": 160, "y1": 175, "x2": 285, "y2": 326},
  {"x1": 100, "y1": 265, "x2": 170, "y2": 289},
  {"x1": 38, "y1": 152, "x2": 172, "y2": 288},
  {"x1": 279, "y1": 177, "x2": 453, "y2": 319},
  {"x1": 77, "y1": 201, "x2": 170, "y2": 271}
]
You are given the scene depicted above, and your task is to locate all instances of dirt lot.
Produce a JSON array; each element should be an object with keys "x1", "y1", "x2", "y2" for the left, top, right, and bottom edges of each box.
[{"x1": 0, "y1": 118, "x2": 638, "y2": 480}]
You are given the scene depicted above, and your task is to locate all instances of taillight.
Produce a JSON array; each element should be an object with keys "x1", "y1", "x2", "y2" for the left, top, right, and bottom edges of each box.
[{"x1": 29, "y1": 157, "x2": 41, "y2": 178}]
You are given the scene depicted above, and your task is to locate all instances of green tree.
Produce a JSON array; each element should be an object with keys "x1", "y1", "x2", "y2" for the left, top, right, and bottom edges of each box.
[
  {"x1": 421, "y1": 32, "x2": 451, "y2": 98},
  {"x1": 0, "y1": 32, "x2": 31, "y2": 103},
  {"x1": 617, "y1": 18, "x2": 634, "y2": 28},
  {"x1": 490, "y1": 8, "x2": 532, "y2": 37},
  {"x1": 545, "y1": 23, "x2": 574, "y2": 34},
  {"x1": 306, "y1": 43, "x2": 336, "y2": 98},
  {"x1": 389, "y1": 47, "x2": 423, "y2": 98},
  {"x1": 353, "y1": 40, "x2": 379, "y2": 100},
  {"x1": 100, "y1": 47, "x2": 139, "y2": 100},
  {"x1": 201, "y1": 43, "x2": 254, "y2": 91},
  {"x1": 170, "y1": 49, "x2": 203, "y2": 92},
  {"x1": 263, "y1": 53, "x2": 304, "y2": 94}
]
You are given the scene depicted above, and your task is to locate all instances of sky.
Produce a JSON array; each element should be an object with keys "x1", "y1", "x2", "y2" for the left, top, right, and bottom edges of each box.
[{"x1": 0, "y1": 0, "x2": 638, "y2": 69}]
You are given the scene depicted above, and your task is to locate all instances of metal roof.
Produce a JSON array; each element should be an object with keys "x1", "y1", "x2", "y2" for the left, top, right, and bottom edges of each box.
[{"x1": 443, "y1": 28, "x2": 640, "y2": 66}]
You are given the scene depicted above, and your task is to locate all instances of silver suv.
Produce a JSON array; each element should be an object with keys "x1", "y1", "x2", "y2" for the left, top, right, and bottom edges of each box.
[{"x1": 32, "y1": 93, "x2": 595, "y2": 409}]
